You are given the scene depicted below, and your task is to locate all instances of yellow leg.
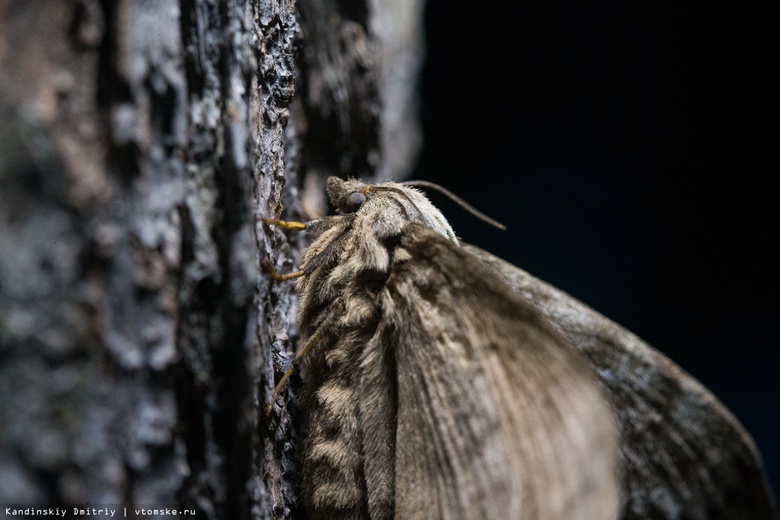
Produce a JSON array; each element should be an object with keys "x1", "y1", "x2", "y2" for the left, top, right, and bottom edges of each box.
[
  {"x1": 262, "y1": 217, "x2": 306, "y2": 231},
  {"x1": 268, "y1": 268, "x2": 304, "y2": 282},
  {"x1": 262, "y1": 260, "x2": 304, "y2": 282}
]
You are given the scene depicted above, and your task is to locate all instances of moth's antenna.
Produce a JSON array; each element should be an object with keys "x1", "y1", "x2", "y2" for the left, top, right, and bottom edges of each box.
[{"x1": 400, "y1": 180, "x2": 507, "y2": 231}]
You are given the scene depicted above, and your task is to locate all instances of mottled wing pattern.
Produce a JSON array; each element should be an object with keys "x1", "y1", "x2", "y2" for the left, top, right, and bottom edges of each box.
[
  {"x1": 466, "y1": 244, "x2": 775, "y2": 520},
  {"x1": 378, "y1": 224, "x2": 621, "y2": 520}
]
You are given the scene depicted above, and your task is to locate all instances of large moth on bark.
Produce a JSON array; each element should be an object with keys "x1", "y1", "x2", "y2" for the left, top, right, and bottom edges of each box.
[{"x1": 266, "y1": 177, "x2": 773, "y2": 520}]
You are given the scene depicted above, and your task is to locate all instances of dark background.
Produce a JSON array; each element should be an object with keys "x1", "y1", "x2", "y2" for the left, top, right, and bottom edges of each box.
[{"x1": 417, "y1": 0, "x2": 778, "y2": 498}]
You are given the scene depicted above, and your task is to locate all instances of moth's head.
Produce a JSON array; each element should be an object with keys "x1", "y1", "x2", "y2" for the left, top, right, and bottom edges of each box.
[{"x1": 325, "y1": 177, "x2": 458, "y2": 242}]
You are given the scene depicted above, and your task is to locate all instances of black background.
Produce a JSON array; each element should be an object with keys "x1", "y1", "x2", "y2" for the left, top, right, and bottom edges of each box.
[{"x1": 416, "y1": 0, "x2": 779, "y2": 497}]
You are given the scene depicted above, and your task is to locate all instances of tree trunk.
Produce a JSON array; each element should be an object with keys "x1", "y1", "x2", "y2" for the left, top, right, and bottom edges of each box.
[{"x1": 0, "y1": 0, "x2": 423, "y2": 518}]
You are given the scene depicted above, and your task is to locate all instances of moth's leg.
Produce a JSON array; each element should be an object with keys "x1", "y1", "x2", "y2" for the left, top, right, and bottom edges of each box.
[
  {"x1": 261, "y1": 217, "x2": 308, "y2": 281},
  {"x1": 262, "y1": 260, "x2": 304, "y2": 282},
  {"x1": 267, "y1": 325, "x2": 326, "y2": 414},
  {"x1": 262, "y1": 214, "x2": 305, "y2": 414},
  {"x1": 261, "y1": 217, "x2": 306, "y2": 231},
  {"x1": 267, "y1": 303, "x2": 342, "y2": 415}
]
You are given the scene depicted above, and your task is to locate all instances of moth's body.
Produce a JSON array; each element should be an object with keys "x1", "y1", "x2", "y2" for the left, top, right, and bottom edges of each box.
[
  {"x1": 274, "y1": 177, "x2": 773, "y2": 520},
  {"x1": 292, "y1": 178, "x2": 621, "y2": 520},
  {"x1": 296, "y1": 181, "x2": 455, "y2": 519}
]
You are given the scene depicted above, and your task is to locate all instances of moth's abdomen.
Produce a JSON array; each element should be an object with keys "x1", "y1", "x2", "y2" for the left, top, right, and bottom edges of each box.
[{"x1": 299, "y1": 335, "x2": 374, "y2": 520}]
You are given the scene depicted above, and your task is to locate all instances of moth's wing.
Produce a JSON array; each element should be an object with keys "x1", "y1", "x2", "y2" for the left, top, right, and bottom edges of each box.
[
  {"x1": 465, "y1": 244, "x2": 775, "y2": 520},
  {"x1": 381, "y1": 224, "x2": 621, "y2": 520}
]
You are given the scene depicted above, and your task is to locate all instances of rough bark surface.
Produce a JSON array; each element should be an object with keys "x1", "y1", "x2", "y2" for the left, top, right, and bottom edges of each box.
[{"x1": 0, "y1": 0, "x2": 422, "y2": 518}]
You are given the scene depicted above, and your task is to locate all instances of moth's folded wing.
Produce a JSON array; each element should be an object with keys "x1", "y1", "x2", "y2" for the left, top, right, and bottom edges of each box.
[
  {"x1": 383, "y1": 225, "x2": 621, "y2": 520},
  {"x1": 465, "y1": 244, "x2": 775, "y2": 520}
]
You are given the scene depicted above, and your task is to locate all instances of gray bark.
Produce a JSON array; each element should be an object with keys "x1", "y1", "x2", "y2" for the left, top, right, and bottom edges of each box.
[{"x1": 0, "y1": 0, "x2": 422, "y2": 518}]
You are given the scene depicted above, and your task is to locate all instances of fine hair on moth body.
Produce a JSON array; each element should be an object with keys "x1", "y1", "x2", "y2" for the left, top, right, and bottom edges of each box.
[
  {"x1": 263, "y1": 177, "x2": 622, "y2": 520},
  {"x1": 263, "y1": 176, "x2": 773, "y2": 520}
]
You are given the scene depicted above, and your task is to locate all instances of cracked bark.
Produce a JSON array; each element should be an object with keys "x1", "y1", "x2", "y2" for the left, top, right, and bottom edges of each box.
[{"x1": 0, "y1": 0, "x2": 423, "y2": 518}]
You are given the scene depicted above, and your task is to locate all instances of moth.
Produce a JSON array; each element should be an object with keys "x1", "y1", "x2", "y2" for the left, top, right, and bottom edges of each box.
[{"x1": 266, "y1": 177, "x2": 774, "y2": 520}]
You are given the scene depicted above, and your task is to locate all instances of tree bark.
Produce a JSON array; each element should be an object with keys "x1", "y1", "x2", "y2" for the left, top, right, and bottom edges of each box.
[{"x1": 0, "y1": 0, "x2": 423, "y2": 518}]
